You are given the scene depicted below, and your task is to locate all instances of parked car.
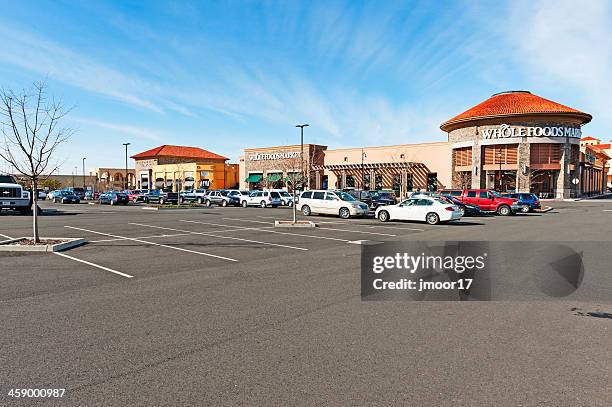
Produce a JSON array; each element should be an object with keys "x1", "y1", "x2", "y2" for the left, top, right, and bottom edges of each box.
[
  {"x1": 438, "y1": 195, "x2": 481, "y2": 217},
  {"x1": 124, "y1": 189, "x2": 146, "y2": 203},
  {"x1": 65, "y1": 187, "x2": 86, "y2": 200},
  {"x1": 47, "y1": 190, "x2": 60, "y2": 201},
  {"x1": 203, "y1": 190, "x2": 238, "y2": 207},
  {"x1": 36, "y1": 189, "x2": 47, "y2": 200},
  {"x1": 99, "y1": 191, "x2": 130, "y2": 205},
  {"x1": 53, "y1": 190, "x2": 80, "y2": 204},
  {"x1": 268, "y1": 189, "x2": 294, "y2": 206},
  {"x1": 241, "y1": 190, "x2": 282, "y2": 208},
  {"x1": 298, "y1": 190, "x2": 369, "y2": 219},
  {"x1": 145, "y1": 189, "x2": 179, "y2": 205},
  {"x1": 503, "y1": 192, "x2": 541, "y2": 213},
  {"x1": 438, "y1": 189, "x2": 463, "y2": 198},
  {"x1": 375, "y1": 196, "x2": 462, "y2": 225},
  {"x1": 346, "y1": 190, "x2": 396, "y2": 210},
  {"x1": 455, "y1": 189, "x2": 521, "y2": 216},
  {"x1": 180, "y1": 188, "x2": 210, "y2": 204},
  {"x1": 227, "y1": 189, "x2": 251, "y2": 203}
]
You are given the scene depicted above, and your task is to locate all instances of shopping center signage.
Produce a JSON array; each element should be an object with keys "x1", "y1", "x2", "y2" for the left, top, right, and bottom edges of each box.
[
  {"x1": 248, "y1": 151, "x2": 301, "y2": 161},
  {"x1": 482, "y1": 124, "x2": 582, "y2": 139}
]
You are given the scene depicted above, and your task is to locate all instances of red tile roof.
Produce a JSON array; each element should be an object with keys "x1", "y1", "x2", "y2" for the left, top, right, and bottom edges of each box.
[
  {"x1": 131, "y1": 145, "x2": 228, "y2": 160},
  {"x1": 593, "y1": 143, "x2": 611, "y2": 150},
  {"x1": 441, "y1": 91, "x2": 591, "y2": 131},
  {"x1": 581, "y1": 136, "x2": 598, "y2": 141}
]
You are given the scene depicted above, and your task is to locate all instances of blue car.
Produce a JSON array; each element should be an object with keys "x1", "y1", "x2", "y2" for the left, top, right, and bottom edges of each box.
[{"x1": 503, "y1": 193, "x2": 541, "y2": 213}]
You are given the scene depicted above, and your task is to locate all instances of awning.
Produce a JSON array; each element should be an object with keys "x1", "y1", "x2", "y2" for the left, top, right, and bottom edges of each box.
[
  {"x1": 245, "y1": 174, "x2": 263, "y2": 183},
  {"x1": 266, "y1": 173, "x2": 282, "y2": 182}
]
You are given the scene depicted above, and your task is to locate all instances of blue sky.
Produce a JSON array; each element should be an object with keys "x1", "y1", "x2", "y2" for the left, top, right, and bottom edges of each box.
[{"x1": 0, "y1": 0, "x2": 610, "y2": 174}]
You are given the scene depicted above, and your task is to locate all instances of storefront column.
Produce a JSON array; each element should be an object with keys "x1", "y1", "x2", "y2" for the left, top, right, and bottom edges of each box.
[
  {"x1": 517, "y1": 143, "x2": 530, "y2": 193},
  {"x1": 472, "y1": 143, "x2": 483, "y2": 189},
  {"x1": 555, "y1": 143, "x2": 571, "y2": 199},
  {"x1": 341, "y1": 171, "x2": 346, "y2": 189}
]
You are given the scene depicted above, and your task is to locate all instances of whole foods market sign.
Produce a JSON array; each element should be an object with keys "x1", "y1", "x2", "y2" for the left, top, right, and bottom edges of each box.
[
  {"x1": 248, "y1": 151, "x2": 301, "y2": 161},
  {"x1": 482, "y1": 124, "x2": 582, "y2": 139}
]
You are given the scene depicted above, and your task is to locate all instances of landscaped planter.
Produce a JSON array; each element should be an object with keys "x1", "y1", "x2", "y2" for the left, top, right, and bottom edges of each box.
[
  {"x1": 274, "y1": 220, "x2": 317, "y2": 228},
  {"x1": 0, "y1": 237, "x2": 86, "y2": 252}
]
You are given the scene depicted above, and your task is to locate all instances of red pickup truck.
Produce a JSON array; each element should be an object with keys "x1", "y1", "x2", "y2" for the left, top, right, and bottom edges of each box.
[{"x1": 441, "y1": 189, "x2": 522, "y2": 216}]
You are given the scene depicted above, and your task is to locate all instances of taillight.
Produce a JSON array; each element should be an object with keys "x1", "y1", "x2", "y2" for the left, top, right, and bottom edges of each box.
[
  {"x1": 445, "y1": 206, "x2": 455, "y2": 211},
  {"x1": 268, "y1": 195, "x2": 272, "y2": 201}
]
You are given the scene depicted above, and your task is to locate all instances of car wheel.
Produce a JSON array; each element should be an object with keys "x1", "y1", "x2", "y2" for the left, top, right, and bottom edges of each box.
[
  {"x1": 110, "y1": 200, "x2": 115, "y2": 206},
  {"x1": 197, "y1": 197, "x2": 203, "y2": 204},
  {"x1": 241, "y1": 200, "x2": 248, "y2": 207},
  {"x1": 159, "y1": 198, "x2": 164, "y2": 205},
  {"x1": 221, "y1": 200, "x2": 228, "y2": 207},
  {"x1": 378, "y1": 210, "x2": 390, "y2": 222},
  {"x1": 339, "y1": 207, "x2": 351, "y2": 219},
  {"x1": 459, "y1": 206, "x2": 466, "y2": 217},
  {"x1": 426, "y1": 212, "x2": 440, "y2": 225},
  {"x1": 301, "y1": 205, "x2": 311, "y2": 216},
  {"x1": 521, "y1": 205, "x2": 530, "y2": 213},
  {"x1": 497, "y1": 205, "x2": 511, "y2": 216},
  {"x1": 260, "y1": 201, "x2": 267, "y2": 208},
  {"x1": 205, "y1": 199, "x2": 211, "y2": 207},
  {"x1": 288, "y1": 201, "x2": 293, "y2": 207}
]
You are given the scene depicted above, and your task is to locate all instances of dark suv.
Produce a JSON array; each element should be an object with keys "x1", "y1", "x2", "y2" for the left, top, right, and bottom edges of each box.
[
  {"x1": 145, "y1": 189, "x2": 179, "y2": 205},
  {"x1": 345, "y1": 190, "x2": 396, "y2": 210}
]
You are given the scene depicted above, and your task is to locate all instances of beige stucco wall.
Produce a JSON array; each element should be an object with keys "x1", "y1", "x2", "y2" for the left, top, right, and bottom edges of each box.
[{"x1": 323, "y1": 142, "x2": 452, "y2": 189}]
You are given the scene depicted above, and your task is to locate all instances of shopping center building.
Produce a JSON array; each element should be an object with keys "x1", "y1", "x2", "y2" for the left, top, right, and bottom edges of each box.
[
  {"x1": 131, "y1": 145, "x2": 239, "y2": 191},
  {"x1": 440, "y1": 91, "x2": 602, "y2": 198},
  {"x1": 240, "y1": 142, "x2": 451, "y2": 197}
]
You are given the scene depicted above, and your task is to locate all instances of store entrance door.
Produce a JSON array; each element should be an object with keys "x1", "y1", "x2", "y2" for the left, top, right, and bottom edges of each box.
[{"x1": 530, "y1": 170, "x2": 556, "y2": 199}]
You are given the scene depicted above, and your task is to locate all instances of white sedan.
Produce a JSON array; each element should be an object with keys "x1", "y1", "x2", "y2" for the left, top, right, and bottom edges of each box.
[{"x1": 374, "y1": 197, "x2": 462, "y2": 225}]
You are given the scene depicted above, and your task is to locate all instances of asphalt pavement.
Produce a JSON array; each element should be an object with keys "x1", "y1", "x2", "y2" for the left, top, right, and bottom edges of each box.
[{"x1": 1, "y1": 200, "x2": 611, "y2": 406}]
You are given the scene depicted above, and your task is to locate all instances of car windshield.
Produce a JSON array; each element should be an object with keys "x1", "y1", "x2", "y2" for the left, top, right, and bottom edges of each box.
[
  {"x1": 279, "y1": 191, "x2": 291, "y2": 197},
  {"x1": 0, "y1": 175, "x2": 16, "y2": 183},
  {"x1": 336, "y1": 191, "x2": 356, "y2": 201},
  {"x1": 220, "y1": 190, "x2": 229, "y2": 196},
  {"x1": 491, "y1": 191, "x2": 504, "y2": 198}
]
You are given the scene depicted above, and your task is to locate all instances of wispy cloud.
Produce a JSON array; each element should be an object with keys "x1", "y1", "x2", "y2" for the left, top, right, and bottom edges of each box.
[
  {"x1": 69, "y1": 116, "x2": 163, "y2": 141},
  {"x1": 505, "y1": 0, "x2": 612, "y2": 129}
]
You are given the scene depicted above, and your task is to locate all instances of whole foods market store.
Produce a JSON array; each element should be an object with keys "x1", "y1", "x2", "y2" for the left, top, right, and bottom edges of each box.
[
  {"x1": 240, "y1": 142, "x2": 452, "y2": 196},
  {"x1": 442, "y1": 91, "x2": 593, "y2": 199}
]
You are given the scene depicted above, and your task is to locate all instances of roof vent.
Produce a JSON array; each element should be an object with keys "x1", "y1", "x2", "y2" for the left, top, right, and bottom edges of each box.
[{"x1": 491, "y1": 90, "x2": 532, "y2": 97}]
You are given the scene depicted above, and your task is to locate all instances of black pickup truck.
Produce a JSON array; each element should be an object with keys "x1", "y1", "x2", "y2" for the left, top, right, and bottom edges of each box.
[{"x1": 144, "y1": 190, "x2": 179, "y2": 205}]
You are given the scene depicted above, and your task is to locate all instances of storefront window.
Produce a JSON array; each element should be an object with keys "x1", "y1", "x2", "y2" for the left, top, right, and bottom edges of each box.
[
  {"x1": 346, "y1": 175, "x2": 355, "y2": 188},
  {"x1": 363, "y1": 173, "x2": 370, "y2": 190},
  {"x1": 392, "y1": 174, "x2": 401, "y2": 195},
  {"x1": 427, "y1": 173, "x2": 437, "y2": 192},
  {"x1": 374, "y1": 174, "x2": 383, "y2": 190}
]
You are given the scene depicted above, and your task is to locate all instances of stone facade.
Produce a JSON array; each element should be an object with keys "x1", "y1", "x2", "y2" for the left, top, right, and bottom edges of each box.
[{"x1": 446, "y1": 117, "x2": 583, "y2": 198}]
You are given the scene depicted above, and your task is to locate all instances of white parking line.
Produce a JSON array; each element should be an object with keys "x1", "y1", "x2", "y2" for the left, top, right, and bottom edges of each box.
[
  {"x1": 181, "y1": 220, "x2": 351, "y2": 243},
  {"x1": 64, "y1": 226, "x2": 238, "y2": 262},
  {"x1": 363, "y1": 225, "x2": 424, "y2": 231},
  {"x1": 54, "y1": 252, "x2": 134, "y2": 278},
  {"x1": 0, "y1": 232, "x2": 13, "y2": 239},
  {"x1": 223, "y1": 217, "x2": 397, "y2": 237},
  {"x1": 129, "y1": 223, "x2": 309, "y2": 251},
  {"x1": 604, "y1": 210, "x2": 612, "y2": 212}
]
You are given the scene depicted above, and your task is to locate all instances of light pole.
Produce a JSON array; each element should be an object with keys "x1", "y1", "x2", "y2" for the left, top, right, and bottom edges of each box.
[
  {"x1": 82, "y1": 157, "x2": 86, "y2": 189},
  {"x1": 294, "y1": 124, "x2": 309, "y2": 223},
  {"x1": 73, "y1": 166, "x2": 77, "y2": 188},
  {"x1": 296, "y1": 124, "x2": 309, "y2": 190},
  {"x1": 122, "y1": 143, "x2": 131, "y2": 190}
]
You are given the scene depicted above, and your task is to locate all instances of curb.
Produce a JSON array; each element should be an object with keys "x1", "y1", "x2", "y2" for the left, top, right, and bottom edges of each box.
[
  {"x1": 274, "y1": 220, "x2": 317, "y2": 228},
  {"x1": 0, "y1": 237, "x2": 86, "y2": 252}
]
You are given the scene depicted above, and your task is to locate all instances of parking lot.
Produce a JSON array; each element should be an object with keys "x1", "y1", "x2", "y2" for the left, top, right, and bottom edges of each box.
[{"x1": 1, "y1": 199, "x2": 612, "y2": 405}]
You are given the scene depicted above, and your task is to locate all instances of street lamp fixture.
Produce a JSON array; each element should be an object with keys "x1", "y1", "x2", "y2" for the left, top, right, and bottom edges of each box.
[
  {"x1": 82, "y1": 157, "x2": 86, "y2": 189},
  {"x1": 122, "y1": 143, "x2": 131, "y2": 190},
  {"x1": 294, "y1": 124, "x2": 309, "y2": 224},
  {"x1": 295, "y1": 124, "x2": 309, "y2": 190}
]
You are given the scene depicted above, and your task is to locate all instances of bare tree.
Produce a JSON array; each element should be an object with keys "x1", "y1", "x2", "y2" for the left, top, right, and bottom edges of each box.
[{"x1": 0, "y1": 82, "x2": 72, "y2": 242}]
